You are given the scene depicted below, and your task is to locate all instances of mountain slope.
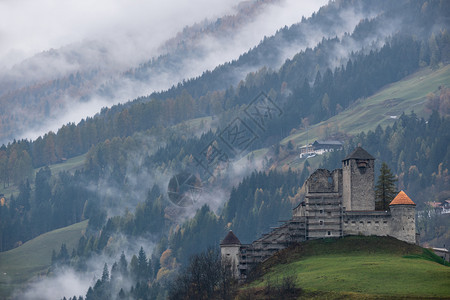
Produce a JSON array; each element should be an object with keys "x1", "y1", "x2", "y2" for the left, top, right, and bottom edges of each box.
[
  {"x1": 282, "y1": 64, "x2": 450, "y2": 148},
  {"x1": 1, "y1": 0, "x2": 415, "y2": 143}
]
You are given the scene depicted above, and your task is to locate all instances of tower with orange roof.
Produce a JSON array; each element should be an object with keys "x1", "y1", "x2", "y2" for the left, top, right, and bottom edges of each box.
[{"x1": 389, "y1": 190, "x2": 417, "y2": 244}]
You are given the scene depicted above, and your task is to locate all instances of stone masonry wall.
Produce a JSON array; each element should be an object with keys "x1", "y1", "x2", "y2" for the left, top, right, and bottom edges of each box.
[
  {"x1": 343, "y1": 159, "x2": 375, "y2": 211},
  {"x1": 389, "y1": 205, "x2": 416, "y2": 244},
  {"x1": 221, "y1": 245, "x2": 240, "y2": 277},
  {"x1": 342, "y1": 162, "x2": 352, "y2": 210},
  {"x1": 343, "y1": 211, "x2": 390, "y2": 236}
]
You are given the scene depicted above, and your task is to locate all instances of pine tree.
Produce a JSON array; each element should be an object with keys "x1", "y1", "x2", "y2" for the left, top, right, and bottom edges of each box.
[
  {"x1": 58, "y1": 243, "x2": 70, "y2": 265},
  {"x1": 119, "y1": 251, "x2": 128, "y2": 277},
  {"x1": 51, "y1": 249, "x2": 57, "y2": 264},
  {"x1": 85, "y1": 287, "x2": 94, "y2": 300},
  {"x1": 130, "y1": 255, "x2": 139, "y2": 281},
  {"x1": 375, "y1": 162, "x2": 398, "y2": 210},
  {"x1": 118, "y1": 288, "x2": 126, "y2": 299},
  {"x1": 110, "y1": 262, "x2": 119, "y2": 284},
  {"x1": 137, "y1": 246, "x2": 148, "y2": 281},
  {"x1": 101, "y1": 263, "x2": 109, "y2": 283}
]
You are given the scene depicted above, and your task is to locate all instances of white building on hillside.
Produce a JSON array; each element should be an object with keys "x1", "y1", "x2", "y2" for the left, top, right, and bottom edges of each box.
[{"x1": 299, "y1": 140, "x2": 343, "y2": 158}]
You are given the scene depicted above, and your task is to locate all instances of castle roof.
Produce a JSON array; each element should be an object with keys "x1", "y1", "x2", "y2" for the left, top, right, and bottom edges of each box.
[
  {"x1": 220, "y1": 230, "x2": 241, "y2": 245},
  {"x1": 342, "y1": 147, "x2": 375, "y2": 161},
  {"x1": 389, "y1": 190, "x2": 416, "y2": 206}
]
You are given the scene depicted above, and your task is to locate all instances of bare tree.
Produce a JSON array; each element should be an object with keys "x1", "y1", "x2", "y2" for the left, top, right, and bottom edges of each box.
[{"x1": 169, "y1": 248, "x2": 236, "y2": 300}]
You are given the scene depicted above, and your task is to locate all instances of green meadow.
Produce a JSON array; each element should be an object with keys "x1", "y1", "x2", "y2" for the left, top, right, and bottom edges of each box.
[
  {"x1": 0, "y1": 220, "x2": 88, "y2": 298},
  {"x1": 243, "y1": 236, "x2": 450, "y2": 299}
]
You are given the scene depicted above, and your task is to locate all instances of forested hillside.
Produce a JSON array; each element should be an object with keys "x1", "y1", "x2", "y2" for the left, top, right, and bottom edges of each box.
[
  {"x1": 1, "y1": 0, "x2": 449, "y2": 183},
  {"x1": 2, "y1": 29, "x2": 448, "y2": 187},
  {"x1": 1, "y1": 0, "x2": 449, "y2": 299}
]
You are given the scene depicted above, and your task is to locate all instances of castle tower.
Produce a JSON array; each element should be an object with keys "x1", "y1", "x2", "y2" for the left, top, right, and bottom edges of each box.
[
  {"x1": 389, "y1": 191, "x2": 416, "y2": 244},
  {"x1": 220, "y1": 231, "x2": 241, "y2": 278},
  {"x1": 342, "y1": 147, "x2": 375, "y2": 211}
]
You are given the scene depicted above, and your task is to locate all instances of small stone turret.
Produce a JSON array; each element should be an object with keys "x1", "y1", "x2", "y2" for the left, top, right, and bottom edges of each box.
[
  {"x1": 342, "y1": 147, "x2": 375, "y2": 211},
  {"x1": 389, "y1": 191, "x2": 416, "y2": 244},
  {"x1": 220, "y1": 231, "x2": 241, "y2": 277}
]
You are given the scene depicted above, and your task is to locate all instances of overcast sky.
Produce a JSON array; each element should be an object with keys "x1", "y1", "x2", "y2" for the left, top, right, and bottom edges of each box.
[
  {"x1": 0, "y1": 0, "x2": 242, "y2": 70},
  {"x1": 0, "y1": 0, "x2": 327, "y2": 70}
]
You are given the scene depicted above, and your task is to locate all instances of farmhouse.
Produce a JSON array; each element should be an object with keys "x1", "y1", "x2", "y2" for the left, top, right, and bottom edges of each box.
[
  {"x1": 428, "y1": 200, "x2": 450, "y2": 214},
  {"x1": 299, "y1": 140, "x2": 343, "y2": 158},
  {"x1": 221, "y1": 147, "x2": 417, "y2": 278}
]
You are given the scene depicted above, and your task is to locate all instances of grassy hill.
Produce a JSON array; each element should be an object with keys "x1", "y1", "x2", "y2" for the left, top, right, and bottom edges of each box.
[
  {"x1": 240, "y1": 236, "x2": 450, "y2": 299},
  {"x1": 43, "y1": 153, "x2": 87, "y2": 175},
  {"x1": 0, "y1": 220, "x2": 88, "y2": 299}
]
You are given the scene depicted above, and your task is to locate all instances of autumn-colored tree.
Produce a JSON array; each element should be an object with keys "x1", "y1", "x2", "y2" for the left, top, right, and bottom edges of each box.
[{"x1": 44, "y1": 132, "x2": 59, "y2": 164}]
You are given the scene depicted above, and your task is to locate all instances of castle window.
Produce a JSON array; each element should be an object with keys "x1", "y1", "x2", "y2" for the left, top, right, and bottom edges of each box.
[
  {"x1": 360, "y1": 221, "x2": 364, "y2": 224},
  {"x1": 320, "y1": 220, "x2": 324, "y2": 225},
  {"x1": 357, "y1": 159, "x2": 368, "y2": 168},
  {"x1": 327, "y1": 231, "x2": 331, "y2": 235},
  {"x1": 367, "y1": 221, "x2": 371, "y2": 224},
  {"x1": 320, "y1": 209, "x2": 324, "y2": 214}
]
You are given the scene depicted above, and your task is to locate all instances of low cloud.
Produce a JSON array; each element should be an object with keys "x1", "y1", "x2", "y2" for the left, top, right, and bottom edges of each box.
[
  {"x1": 15, "y1": 234, "x2": 156, "y2": 300},
  {"x1": 17, "y1": 96, "x2": 111, "y2": 141},
  {"x1": 9, "y1": 0, "x2": 329, "y2": 143},
  {"x1": 81, "y1": 133, "x2": 171, "y2": 218},
  {"x1": 0, "y1": 0, "x2": 240, "y2": 71},
  {"x1": 16, "y1": 268, "x2": 92, "y2": 300}
]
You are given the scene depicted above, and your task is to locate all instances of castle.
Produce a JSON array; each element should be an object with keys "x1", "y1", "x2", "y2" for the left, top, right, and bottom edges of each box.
[{"x1": 220, "y1": 147, "x2": 417, "y2": 278}]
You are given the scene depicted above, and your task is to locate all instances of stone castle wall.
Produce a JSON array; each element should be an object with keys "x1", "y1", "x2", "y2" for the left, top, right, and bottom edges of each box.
[
  {"x1": 304, "y1": 193, "x2": 342, "y2": 239},
  {"x1": 343, "y1": 211, "x2": 390, "y2": 236}
]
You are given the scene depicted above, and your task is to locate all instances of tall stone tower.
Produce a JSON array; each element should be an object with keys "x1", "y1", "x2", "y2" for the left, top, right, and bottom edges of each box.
[
  {"x1": 389, "y1": 191, "x2": 416, "y2": 244},
  {"x1": 342, "y1": 147, "x2": 375, "y2": 211},
  {"x1": 220, "y1": 231, "x2": 241, "y2": 278}
]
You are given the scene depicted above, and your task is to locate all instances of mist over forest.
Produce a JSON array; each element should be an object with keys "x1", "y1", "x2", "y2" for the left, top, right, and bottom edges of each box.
[{"x1": 0, "y1": 0, "x2": 449, "y2": 299}]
